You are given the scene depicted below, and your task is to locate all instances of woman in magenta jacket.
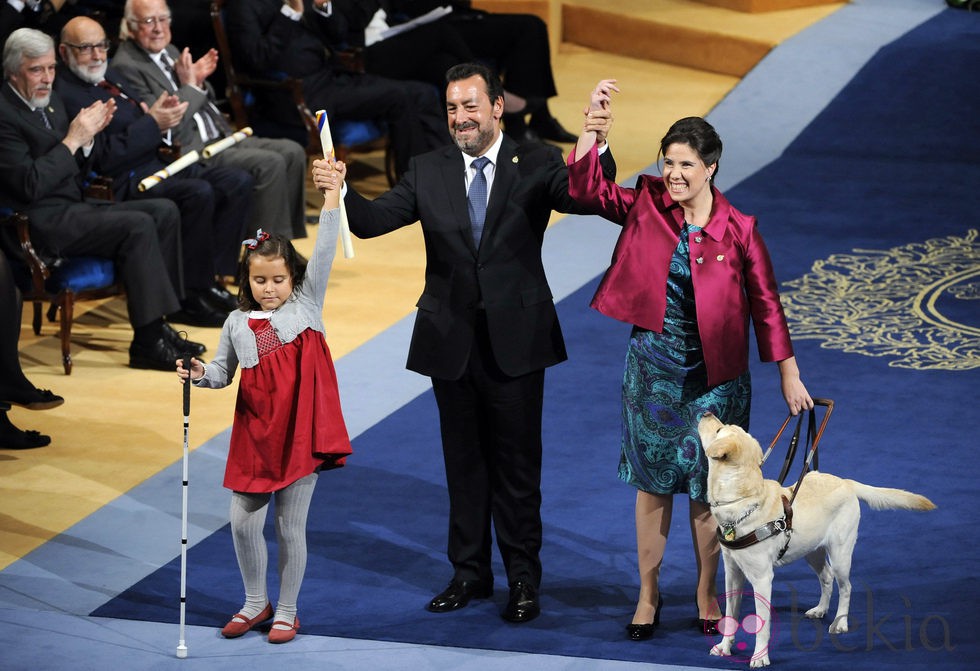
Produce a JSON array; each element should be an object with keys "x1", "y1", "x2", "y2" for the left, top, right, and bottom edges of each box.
[{"x1": 568, "y1": 80, "x2": 813, "y2": 641}]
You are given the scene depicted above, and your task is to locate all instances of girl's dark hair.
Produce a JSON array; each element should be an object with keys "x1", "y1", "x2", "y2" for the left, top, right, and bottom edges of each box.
[
  {"x1": 236, "y1": 233, "x2": 306, "y2": 311},
  {"x1": 658, "y1": 116, "x2": 723, "y2": 180},
  {"x1": 446, "y1": 62, "x2": 505, "y2": 106}
]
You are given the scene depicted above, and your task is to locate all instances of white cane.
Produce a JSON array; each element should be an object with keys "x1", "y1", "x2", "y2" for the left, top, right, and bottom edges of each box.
[{"x1": 176, "y1": 354, "x2": 191, "y2": 658}]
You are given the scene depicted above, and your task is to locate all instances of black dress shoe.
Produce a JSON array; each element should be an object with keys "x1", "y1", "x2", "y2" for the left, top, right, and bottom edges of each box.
[
  {"x1": 529, "y1": 114, "x2": 578, "y2": 144},
  {"x1": 162, "y1": 324, "x2": 206, "y2": 357},
  {"x1": 168, "y1": 294, "x2": 228, "y2": 328},
  {"x1": 0, "y1": 386, "x2": 64, "y2": 410},
  {"x1": 204, "y1": 284, "x2": 238, "y2": 312},
  {"x1": 693, "y1": 617, "x2": 721, "y2": 636},
  {"x1": 426, "y1": 579, "x2": 493, "y2": 613},
  {"x1": 129, "y1": 336, "x2": 182, "y2": 371},
  {"x1": 626, "y1": 595, "x2": 663, "y2": 641},
  {"x1": 502, "y1": 581, "x2": 540, "y2": 623},
  {"x1": 0, "y1": 426, "x2": 50, "y2": 449}
]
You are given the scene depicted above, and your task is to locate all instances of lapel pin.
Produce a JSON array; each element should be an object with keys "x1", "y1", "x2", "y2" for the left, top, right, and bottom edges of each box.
[
  {"x1": 716, "y1": 254, "x2": 725, "y2": 261},
  {"x1": 512, "y1": 156, "x2": 519, "y2": 164},
  {"x1": 696, "y1": 257, "x2": 704, "y2": 264},
  {"x1": 695, "y1": 236, "x2": 702, "y2": 243}
]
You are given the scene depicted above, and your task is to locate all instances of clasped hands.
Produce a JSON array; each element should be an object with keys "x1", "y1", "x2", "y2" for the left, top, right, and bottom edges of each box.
[
  {"x1": 311, "y1": 157, "x2": 346, "y2": 208},
  {"x1": 583, "y1": 78, "x2": 619, "y2": 145}
]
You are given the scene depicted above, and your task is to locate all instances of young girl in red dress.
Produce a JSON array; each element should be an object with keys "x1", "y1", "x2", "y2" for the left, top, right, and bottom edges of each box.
[{"x1": 177, "y1": 157, "x2": 351, "y2": 644}]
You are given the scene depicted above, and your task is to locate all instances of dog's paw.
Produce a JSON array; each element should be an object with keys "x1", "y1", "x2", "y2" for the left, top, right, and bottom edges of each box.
[
  {"x1": 829, "y1": 616, "x2": 849, "y2": 634},
  {"x1": 804, "y1": 606, "x2": 827, "y2": 619},
  {"x1": 711, "y1": 640, "x2": 733, "y2": 657},
  {"x1": 749, "y1": 653, "x2": 771, "y2": 667}
]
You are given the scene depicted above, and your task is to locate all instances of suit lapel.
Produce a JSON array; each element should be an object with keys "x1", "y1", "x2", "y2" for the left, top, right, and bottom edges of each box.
[{"x1": 4, "y1": 85, "x2": 58, "y2": 137}]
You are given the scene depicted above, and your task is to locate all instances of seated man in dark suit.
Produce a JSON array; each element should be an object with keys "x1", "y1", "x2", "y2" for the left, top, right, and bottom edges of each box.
[
  {"x1": 56, "y1": 16, "x2": 253, "y2": 322},
  {"x1": 224, "y1": 0, "x2": 449, "y2": 179},
  {"x1": 332, "y1": 0, "x2": 577, "y2": 144},
  {"x1": 0, "y1": 27, "x2": 204, "y2": 370},
  {"x1": 112, "y1": 0, "x2": 308, "y2": 240}
]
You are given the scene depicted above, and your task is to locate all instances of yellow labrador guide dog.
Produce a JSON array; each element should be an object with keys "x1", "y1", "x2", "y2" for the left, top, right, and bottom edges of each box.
[{"x1": 698, "y1": 413, "x2": 935, "y2": 667}]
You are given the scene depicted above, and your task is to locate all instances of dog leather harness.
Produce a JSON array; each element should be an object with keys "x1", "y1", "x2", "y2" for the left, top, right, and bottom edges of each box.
[{"x1": 717, "y1": 495, "x2": 794, "y2": 555}]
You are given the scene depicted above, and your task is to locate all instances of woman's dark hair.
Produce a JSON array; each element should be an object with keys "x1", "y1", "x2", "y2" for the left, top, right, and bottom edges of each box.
[
  {"x1": 236, "y1": 233, "x2": 306, "y2": 311},
  {"x1": 658, "y1": 116, "x2": 723, "y2": 181},
  {"x1": 446, "y1": 62, "x2": 505, "y2": 106}
]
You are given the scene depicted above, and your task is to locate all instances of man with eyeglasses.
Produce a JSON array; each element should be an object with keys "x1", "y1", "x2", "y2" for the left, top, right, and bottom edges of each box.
[
  {"x1": 111, "y1": 0, "x2": 308, "y2": 241},
  {"x1": 0, "y1": 27, "x2": 205, "y2": 371},
  {"x1": 56, "y1": 16, "x2": 255, "y2": 325}
]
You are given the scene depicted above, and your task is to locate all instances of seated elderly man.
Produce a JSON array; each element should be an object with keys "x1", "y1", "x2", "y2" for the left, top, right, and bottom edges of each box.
[
  {"x1": 56, "y1": 16, "x2": 254, "y2": 322},
  {"x1": 111, "y1": 0, "x2": 308, "y2": 240},
  {"x1": 0, "y1": 27, "x2": 204, "y2": 370}
]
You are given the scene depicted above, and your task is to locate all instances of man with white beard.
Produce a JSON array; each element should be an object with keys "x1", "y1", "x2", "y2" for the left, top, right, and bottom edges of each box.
[
  {"x1": 56, "y1": 16, "x2": 254, "y2": 323},
  {"x1": 0, "y1": 27, "x2": 198, "y2": 370}
]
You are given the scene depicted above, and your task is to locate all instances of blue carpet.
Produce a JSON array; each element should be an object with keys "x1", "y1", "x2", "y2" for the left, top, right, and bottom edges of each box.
[{"x1": 95, "y1": 8, "x2": 980, "y2": 669}]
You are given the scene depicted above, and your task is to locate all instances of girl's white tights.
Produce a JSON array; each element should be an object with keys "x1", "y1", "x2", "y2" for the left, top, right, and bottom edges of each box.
[{"x1": 229, "y1": 472, "x2": 318, "y2": 630}]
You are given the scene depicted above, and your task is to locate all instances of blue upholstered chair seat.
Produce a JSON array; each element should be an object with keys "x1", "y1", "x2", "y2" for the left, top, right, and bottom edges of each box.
[{"x1": 48, "y1": 257, "x2": 116, "y2": 293}]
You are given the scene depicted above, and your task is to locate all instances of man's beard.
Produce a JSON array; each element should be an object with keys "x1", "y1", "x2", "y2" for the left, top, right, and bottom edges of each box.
[
  {"x1": 69, "y1": 54, "x2": 107, "y2": 85},
  {"x1": 452, "y1": 122, "x2": 494, "y2": 156},
  {"x1": 30, "y1": 92, "x2": 51, "y2": 108}
]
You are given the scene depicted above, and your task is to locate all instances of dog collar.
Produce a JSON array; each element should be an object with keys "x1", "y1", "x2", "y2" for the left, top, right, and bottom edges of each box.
[{"x1": 717, "y1": 503, "x2": 759, "y2": 542}]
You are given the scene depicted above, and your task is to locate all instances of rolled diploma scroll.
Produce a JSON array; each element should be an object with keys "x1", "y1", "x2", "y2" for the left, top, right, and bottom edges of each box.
[
  {"x1": 315, "y1": 110, "x2": 354, "y2": 259},
  {"x1": 202, "y1": 127, "x2": 253, "y2": 159},
  {"x1": 137, "y1": 150, "x2": 201, "y2": 192}
]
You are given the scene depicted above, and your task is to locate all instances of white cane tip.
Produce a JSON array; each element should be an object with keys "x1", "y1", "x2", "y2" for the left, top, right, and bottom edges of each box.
[{"x1": 176, "y1": 645, "x2": 187, "y2": 658}]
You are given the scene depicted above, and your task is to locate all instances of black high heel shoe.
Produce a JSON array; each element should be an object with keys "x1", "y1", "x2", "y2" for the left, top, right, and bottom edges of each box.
[
  {"x1": 626, "y1": 595, "x2": 663, "y2": 641},
  {"x1": 692, "y1": 601, "x2": 721, "y2": 636}
]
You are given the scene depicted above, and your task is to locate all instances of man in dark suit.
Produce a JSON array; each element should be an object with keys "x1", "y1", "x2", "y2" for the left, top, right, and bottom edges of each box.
[
  {"x1": 0, "y1": 27, "x2": 202, "y2": 370},
  {"x1": 56, "y1": 16, "x2": 253, "y2": 321},
  {"x1": 112, "y1": 0, "x2": 308, "y2": 240},
  {"x1": 224, "y1": 0, "x2": 448, "y2": 179},
  {"x1": 331, "y1": 0, "x2": 578, "y2": 144},
  {"x1": 340, "y1": 62, "x2": 615, "y2": 623}
]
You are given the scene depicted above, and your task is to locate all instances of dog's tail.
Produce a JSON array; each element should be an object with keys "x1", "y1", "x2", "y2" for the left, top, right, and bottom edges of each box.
[{"x1": 848, "y1": 481, "x2": 937, "y2": 511}]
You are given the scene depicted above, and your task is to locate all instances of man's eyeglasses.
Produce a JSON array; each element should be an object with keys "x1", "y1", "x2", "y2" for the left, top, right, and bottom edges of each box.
[
  {"x1": 63, "y1": 41, "x2": 111, "y2": 55},
  {"x1": 131, "y1": 15, "x2": 172, "y2": 27}
]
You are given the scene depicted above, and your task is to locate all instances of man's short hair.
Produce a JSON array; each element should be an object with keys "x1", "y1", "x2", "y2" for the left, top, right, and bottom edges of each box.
[
  {"x1": 3, "y1": 28, "x2": 54, "y2": 79},
  {"x1": 446, "y1": 62, "x2": 504, "y2": 106}
]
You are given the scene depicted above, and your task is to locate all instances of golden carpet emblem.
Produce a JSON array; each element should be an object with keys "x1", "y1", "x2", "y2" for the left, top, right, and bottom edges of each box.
[{"x1": 779, "y1": 229, "x2": 980, "y2": 371}]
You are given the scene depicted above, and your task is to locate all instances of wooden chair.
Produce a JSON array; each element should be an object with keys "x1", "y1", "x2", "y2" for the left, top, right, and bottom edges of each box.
[
  {"x1": 209, "y1": 0, "x2": 396, "y2": 185},
  {"x1": 1, "y1": 210, "x2": 123, "y2": 375}
]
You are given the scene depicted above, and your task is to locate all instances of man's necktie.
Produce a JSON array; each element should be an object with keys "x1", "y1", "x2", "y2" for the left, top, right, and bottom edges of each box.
[
  {"x1": 35, "y1": 107, "x2": 52, "y2": 130},
  {"x1": 159, "y1": 50, "x2": 177, "y2": 89},
  {"x1": 467, "y1": 156, "x2": 491, "y2": 246}
]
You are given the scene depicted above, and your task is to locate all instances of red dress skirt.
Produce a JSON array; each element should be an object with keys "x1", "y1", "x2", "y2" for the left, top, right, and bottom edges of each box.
[{"x1": 223, "y1": 319, "x2": 352, "y2": 493}]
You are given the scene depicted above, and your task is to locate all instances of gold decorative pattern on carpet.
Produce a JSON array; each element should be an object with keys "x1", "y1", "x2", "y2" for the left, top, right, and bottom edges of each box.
[{"x1": 780, "y1": 229, "x2": 980, "y2": 371}]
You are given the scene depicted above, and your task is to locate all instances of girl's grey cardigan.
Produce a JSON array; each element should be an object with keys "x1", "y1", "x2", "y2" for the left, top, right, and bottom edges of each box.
[{"x1": 194, "y1": 207, "x2": 340, "y2": 389}]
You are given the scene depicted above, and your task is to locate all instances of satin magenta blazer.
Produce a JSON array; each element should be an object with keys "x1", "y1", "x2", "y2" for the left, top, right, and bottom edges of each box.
[{"x1": 568, "y1": 145, "x2": 794, "y2": 387}]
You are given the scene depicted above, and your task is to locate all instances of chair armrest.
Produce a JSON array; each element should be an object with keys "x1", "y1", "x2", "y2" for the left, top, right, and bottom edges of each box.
[
  {"x1": 334, "y1": 48, "x2": 365, "y2": 75},
  {"x1": 0, "y1": 211, "x2": 50, "y2": 299},
  {"x1": 158, "y1": 140, "x2": 182, "y2": 162},
  {"x1": 83, "y1": 175, "x2": 115, "y2": 202}
]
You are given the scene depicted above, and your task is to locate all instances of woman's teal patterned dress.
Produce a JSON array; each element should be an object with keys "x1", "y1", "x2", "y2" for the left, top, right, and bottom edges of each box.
[{"x1": 618, "y1": 223, "x2": 751, "y2": 502}]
